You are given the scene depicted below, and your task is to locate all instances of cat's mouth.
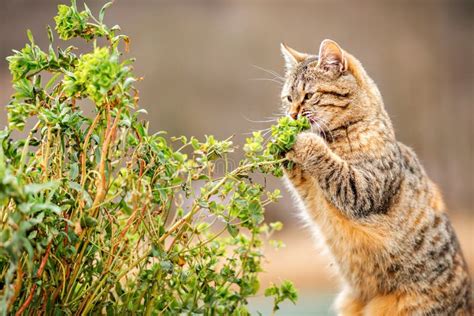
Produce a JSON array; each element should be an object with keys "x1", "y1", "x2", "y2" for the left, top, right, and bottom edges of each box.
[
  {"x1": 301, "y1": 112, "x2": 333, "y2": 142},
  {"x1": 302, "y1": 112, "x2": 325, "y2": 129},
  {"x1": 301, "y1": 111, "x2": 316, "y2": 124}
]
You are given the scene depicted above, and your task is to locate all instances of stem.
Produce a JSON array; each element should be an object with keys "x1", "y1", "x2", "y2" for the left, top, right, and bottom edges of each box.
[
  {"x1": 105, "y1": 202, "x2": 139, "y2": 267},
  {"x1": 78, "y1": 274, "x2": 109, "y2": 315},
  {"x1": 42, "y1": 127, "x2": 53, "y2": 180},
  {"x1": 112, "y1": 158, "x2": 288, "y2": 282},
  {"x1": 71, "y1": 156, "x2": 287, "y2": 312},
  {"x1": 17, "y1": 121, "x2": 41, "y2": 176},
  {"x1": 7, "y1": 261, "x2": 23, "y2": 312},
  {"x1": 144, "y1": 280, "x2": 159, "y2": 316},
  {"x1": 74, "y1": 111, "x2": 102, "y2": 219},
  {"x1": 158, "y1": 158, "x2": 286, "y2": 243},
  {"x1": 91, "y1": 107, "x2": 122, "y2": 214},
  {"x1": 66, "y1": 107, "x2": 122, "y2": 305},
  {"x1": 15, "y1": 241, "x2": 52, "y2": 316},
  {"x1": 80, "y1": 112, "x2": 101, "y2": 187}
]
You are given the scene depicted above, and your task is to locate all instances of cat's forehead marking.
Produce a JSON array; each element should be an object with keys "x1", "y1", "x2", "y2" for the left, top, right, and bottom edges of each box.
[
  {"x1": 295, "y1": 57, "x2": 318, "y2": 78},
  {"x1": 300, "y1": 56, "x2": 319, "y2": 69},
  {"x1": 291, "y1": 56, "x2": 319, "y2": 93}
]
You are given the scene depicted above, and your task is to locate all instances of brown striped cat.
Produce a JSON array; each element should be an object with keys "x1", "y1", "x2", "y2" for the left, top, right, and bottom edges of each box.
[{"x1": 280, "y1": 39, "x2": 472, "y2": 315}]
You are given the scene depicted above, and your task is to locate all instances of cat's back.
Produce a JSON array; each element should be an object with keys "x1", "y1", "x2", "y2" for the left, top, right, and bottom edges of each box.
[{"x1": 388, "y1": 142, "x2": 473, "y2": 314}]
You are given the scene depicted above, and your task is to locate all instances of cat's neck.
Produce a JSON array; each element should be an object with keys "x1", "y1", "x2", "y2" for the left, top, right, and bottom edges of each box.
[{"x1": 324, "y1": 111, "x2": 396, "y2": 160}]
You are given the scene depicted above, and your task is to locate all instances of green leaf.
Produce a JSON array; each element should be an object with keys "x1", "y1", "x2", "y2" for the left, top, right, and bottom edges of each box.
[
  {"x1": 226, "y1": 224, "x2": 239, "y2": 238},
  {"x1": 32, "y1": 203, "x2": 61, "y2": 215},
  {"x1": 27, "y1": 29, "x2": 34, "y2": 44},
  {"x1": 69, "y1": 162, "x2": 79, "y2": 180},
  {"x1": 47, "y1": 25, "x2": 54, "y2": 42},
  {"x1": 99, "y1": 2, "x2": 113, "y2": 22},
  {"x1": 45, "y1": 72, "x2": 62, "y2": 90},
  {"x1": 24, "y1": 181, "x2": 59, "y2": 195},
  {"x1": 280, "y1": 280, "x2": 298, "y2": 304},
  {"x1": 80, "y1": 215, "x2": 97, "y2": 227},
  {"x1": 160, "y1": 260, "x2": 173, "y2": 273},
  {"x1": 197, "y1": 199, "x2": 209, "y2": 208},
  {"x1": 68, "y1": 181, "x2": 93, "y2": 207}
]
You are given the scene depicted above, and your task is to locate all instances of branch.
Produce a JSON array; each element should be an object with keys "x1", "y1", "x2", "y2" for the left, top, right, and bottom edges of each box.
[{"x1": 15, "y1": 241, "x2": 52, "y2": 315}]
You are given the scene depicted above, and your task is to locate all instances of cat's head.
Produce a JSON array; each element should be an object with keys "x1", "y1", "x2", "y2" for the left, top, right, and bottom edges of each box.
[{"x1": 280, "y1": 39, "x2": 383, "y2": 136}]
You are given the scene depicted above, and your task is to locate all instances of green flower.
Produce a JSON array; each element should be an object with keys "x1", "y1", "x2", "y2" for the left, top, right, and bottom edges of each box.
[
  {"x1": 7, "y1": 43, "x2": 48, "y2": 82},
  {"x1": 54, "y1": 2, "x2": 91, "y2": 40},
  {"x1": 63, "y1": 47, "x2": 126, "y2": 105},
  {"x1": 266, "y1": 116, "x2": 310, "y2": 157}
]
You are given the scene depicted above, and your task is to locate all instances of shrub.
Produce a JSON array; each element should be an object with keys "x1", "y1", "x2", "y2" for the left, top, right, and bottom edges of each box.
[{"x1": 0, "y1": 1, "x2": 306, "y2": 314}]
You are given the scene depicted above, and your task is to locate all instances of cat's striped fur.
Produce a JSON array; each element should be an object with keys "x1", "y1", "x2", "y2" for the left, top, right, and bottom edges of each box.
[{"x1": 280, "y1": 39, "x2": 472, "y2": 315}]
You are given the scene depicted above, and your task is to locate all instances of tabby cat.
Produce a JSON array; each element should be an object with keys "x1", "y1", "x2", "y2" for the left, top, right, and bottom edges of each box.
[{"x1": 280, "y1": 39, "x2": 472, "y2": 315}]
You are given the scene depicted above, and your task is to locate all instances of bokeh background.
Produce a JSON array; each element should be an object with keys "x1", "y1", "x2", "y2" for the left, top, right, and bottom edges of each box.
[{"x1": 1, "y1": 0, "x2": 473, "y2": 314}]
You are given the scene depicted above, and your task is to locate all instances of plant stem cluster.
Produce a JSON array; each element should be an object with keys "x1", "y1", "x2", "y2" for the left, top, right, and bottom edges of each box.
[{"x1": 0, "y1": 1, "x2": 304, "y2": 314}]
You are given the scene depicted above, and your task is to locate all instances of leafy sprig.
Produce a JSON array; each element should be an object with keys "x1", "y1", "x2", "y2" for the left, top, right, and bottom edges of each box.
[
  {"x1": 265, "y1": 280, "x2": 299, "y2": 314},
  {"x1": 54, "y1": 0, "x2": 108, "y2": 40},
  {"x1": 244, "y1": 116, "x2": 310, "y2": 176},
  {"x1": 63, "y1": 47, "x2": 132, "y2": 105}
]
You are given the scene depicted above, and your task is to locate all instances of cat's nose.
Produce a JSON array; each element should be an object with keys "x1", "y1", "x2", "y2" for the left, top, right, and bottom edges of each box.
[
  {"x1": 288, "y1": 104, "x2": 301, "y2": 120},
  {"x1": 289, "y1": 111, "x2": 299, "y2": 120}
]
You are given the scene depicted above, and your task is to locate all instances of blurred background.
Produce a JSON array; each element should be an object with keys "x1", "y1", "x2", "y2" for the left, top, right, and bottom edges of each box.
[{"x1": 1, "y1": 0, "x2": 473, "y2": 314}]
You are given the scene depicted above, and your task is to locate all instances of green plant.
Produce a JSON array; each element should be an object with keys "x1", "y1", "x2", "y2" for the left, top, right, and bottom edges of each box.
[
  {"x1": 0, "y1": 1, "x2": 307, "y2": 314},
  {"x1": 244, "y1": 116, "x2": 310, "y2": 177},
  {"x1": 265, "y1": 281, "x2": 298, "y2": 314}
]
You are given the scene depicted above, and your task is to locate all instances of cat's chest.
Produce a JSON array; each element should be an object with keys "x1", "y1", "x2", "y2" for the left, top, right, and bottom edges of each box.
[{"x1": 284, "y1": 169, "x2": 387, "y2": 297}]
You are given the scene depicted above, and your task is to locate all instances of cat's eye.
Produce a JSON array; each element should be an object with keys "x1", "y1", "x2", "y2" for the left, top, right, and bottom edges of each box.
[
  {"x1": 304, "y1": 92, "x2": 314, "y2": 101},
  {"x1": 286, "y1": 95, "x2": 293, "y2": 102}
]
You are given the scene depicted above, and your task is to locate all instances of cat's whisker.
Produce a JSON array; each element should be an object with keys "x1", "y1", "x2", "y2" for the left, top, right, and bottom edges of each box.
[
  {"x1": 301, "y1": 110, "x2": 332, "y2": 141},
  {"x1": 317, "y1": 119, "x2": 334, "y2": 141},
  {"x1": 310, "y1": 121, "x2": 317, "y2": 132},
  {"x1": 316, "y1": 121, "x2": 329, "y2": 141},
  {"x1": 262, "y1": 132, "x2": 272, "y2": 139},
  {"x1": 243, "y1": 126, "x2": 272, "y2": 136},
  {"x1": 251, "y1": 65, "x2": 285, "y2": 82},
  {"x1": 241, "y1": 113, "x2": 279, "y2": 124},
  {"x1": 249, "y1": 78, "x2": 284, "y2": 86},
  {"x1": 278, "y1": 109, "x2": 288, "y2": 117},
  {"x1": 243, "y1": 117, "x2": 279, "y2": 124}
]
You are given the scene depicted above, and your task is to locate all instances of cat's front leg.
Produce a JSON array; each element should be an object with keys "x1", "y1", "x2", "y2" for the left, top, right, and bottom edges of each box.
[
  {"x1": 286, "y1": 132, "x2": 384, "y2": 218},
  {"x1": 285, "y1": 132, "x2": 331, "y2": 168}
]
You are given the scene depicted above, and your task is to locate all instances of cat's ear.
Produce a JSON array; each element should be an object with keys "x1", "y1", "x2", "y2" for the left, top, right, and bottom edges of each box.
[
  {"x1": 317, "y1": 39, "x2": 347, "y2": 73},
  {"x1": 280, "y1": 43, "x2": 307, "y2": 72}
]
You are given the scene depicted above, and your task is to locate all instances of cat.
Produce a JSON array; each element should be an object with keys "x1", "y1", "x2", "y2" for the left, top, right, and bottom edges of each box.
[{"x1": 280, "y1": 39, "x2": 472, "y2": 315}]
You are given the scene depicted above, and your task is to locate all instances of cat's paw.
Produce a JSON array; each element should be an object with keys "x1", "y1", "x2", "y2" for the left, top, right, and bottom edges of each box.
[
  {"x1": 286, "y1": 132, "x2": 326, "y2": 166},
  {"x1": 283, "y1": 161, "x2": 312, "y2": 184}
]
